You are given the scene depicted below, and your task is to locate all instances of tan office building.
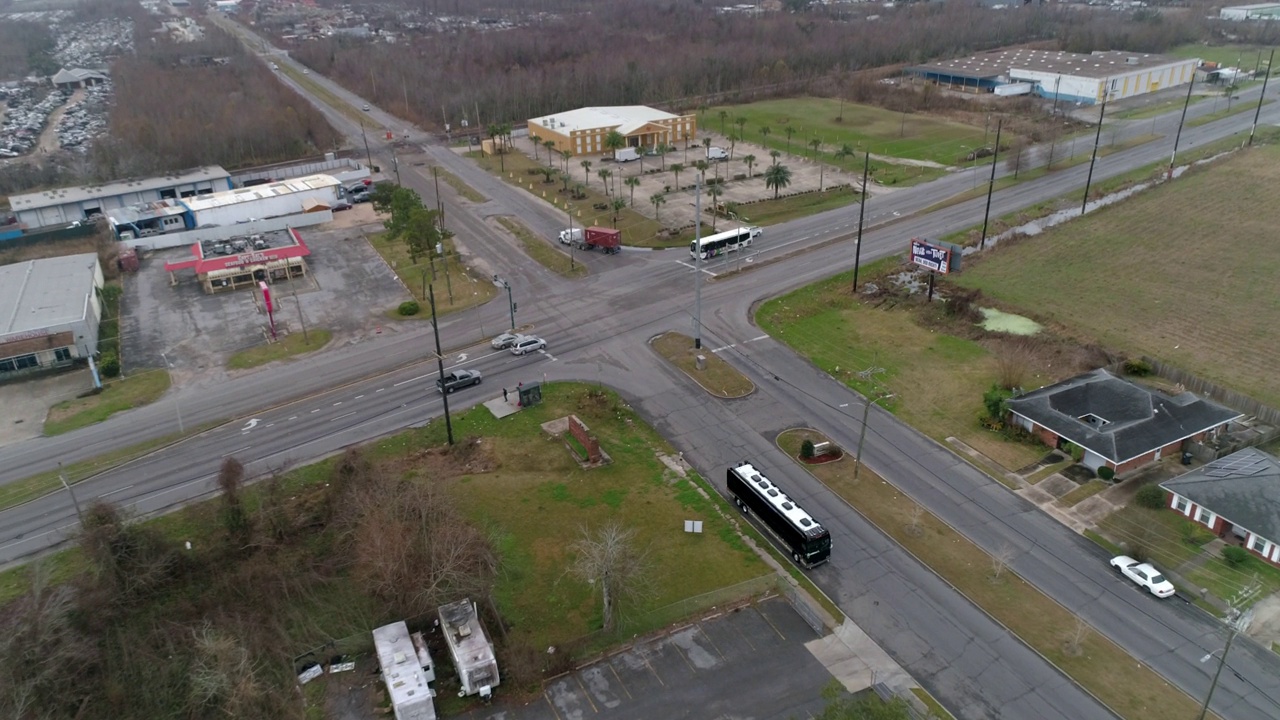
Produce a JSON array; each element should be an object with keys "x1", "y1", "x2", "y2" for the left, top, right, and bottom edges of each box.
[{"x1": 527, "y1": 106, "x2": 697, "y2": 157}]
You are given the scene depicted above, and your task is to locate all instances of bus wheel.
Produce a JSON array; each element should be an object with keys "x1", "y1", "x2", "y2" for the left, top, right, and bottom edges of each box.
[
  {"x1": 736, "y1": 498, "x2": 747, "y2": 513},
  {"x1": 792, "y1": 552, "x2": 801, "y2": 564}
]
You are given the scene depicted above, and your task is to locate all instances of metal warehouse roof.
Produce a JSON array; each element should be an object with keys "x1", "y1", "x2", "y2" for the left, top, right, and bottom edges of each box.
[
  {"x1": 107, "y1": 199, "x2": 188, "y2": 225},
  {"x1": 183, "y1": 174, "x2": 340, "y2": 212},
  {"x1": 8, "y1": 166, "x2": 230, "y2": 211},
  {"x1": 529, "y1": 106, "x2": 681, "y2": 134},
  {"x1": 0, "y1": 253, "x2": 100, "y2": 339},
  {"x1": 911, "y1": 49, "x2": 1191, "y2": 81}
]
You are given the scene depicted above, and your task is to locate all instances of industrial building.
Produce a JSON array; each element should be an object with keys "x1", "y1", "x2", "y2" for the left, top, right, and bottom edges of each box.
[
  {"x1": 8, "y1": 166, "x2": 231, "y2": 230},
  {"x1": 0, "y1": 253, "x2": 103, "y2": 379},
  {"x1": 163, "y1": 227, "x2": 311, "y2": 293},
  {"x1": 907, "y1": 49, "x2": 1198, "y2": 105},
  {"x1": 1220, "y1": 3, "x2": 1280, "y2": 20},
  {"x1": 527, "y1": 106, "x2": 697, "y2": 157},
  {"x1": 372, "y1": 621, "x2": 437, "y2": 720}
]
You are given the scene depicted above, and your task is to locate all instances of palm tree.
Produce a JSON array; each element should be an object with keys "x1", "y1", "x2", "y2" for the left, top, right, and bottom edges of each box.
[
  {"x1": 625, "y1": 176, "x2": 640, "y2": 206},
  {"x1": 727, "y1": 133, "x2": 738, "y2": 160},
  {"x1": 834, "y1": 144, "x2": 856, "y2": 165},
  {"x1": 539, "y1": 167, "x2": 558, "y2": 185},
  {"x1": 543, "y1": 140, "x2": 557, "y2": 167},
  {"x1": 670, "y1": 163, "x2": 684, "y2": 191},
  {"x1": 784, "y1": 126, "x2": 795, "y2": 155},
  {"x1": 694, "y1": 160, "x2": 709, "y2": 185},
  {"x1": 581, "y1": 159, "x2": 593, "y2": 186},
  {"x1": 759, "y1": 125, "x2": 771, "y2": 147},
  {"x1": 743, "y1": 154, "x2": 757, "y2": 178},
  {"x1": 718, "y1": 109, "x2": 728, "y2": 135},
  {"x1": 604, "y1": 130, "x2": 627, "y2": 159},
  {"x1": 650, "y1": 192, "x2": 666, "y2": 222},
  {"x1": 735, "y1": 116, "x2": 747, "y2": 139},
  {"x1": 486, "y1": 123, "x2": 504, "y2": 171},
  {"x1": 598, "y1": 168, "x2": 612, "y2": 195},
  {"x1": 764, "y1": 163, "x2": 793, "y2": 199},
  {"x1": 497, "y1": 122, "x2": 512, "y2": 172},
  {"x1": 657, "y1": 144, "x2": 667, "y2": 171},
  {"x1": 809, "y1": 137, "x2": 822, "y2": 158},
  {"x1": 769, "y1": 149, "x2": 781, "y2": 166},
  {"x1": 532, "y1": 135, "x2": 541, "y2": 163},
  {"x1": 707, "y1": 185, "x2": 723, "y2": 231},
  {"x1": 702, "y1": 136, "x2": 711, "y2": 156},
  {"x1": 560, "y1": 149, "x2": 574, "y2": 176},
  {"x1": 610, "y1": 197, "x2": 627, "y2": 228}
]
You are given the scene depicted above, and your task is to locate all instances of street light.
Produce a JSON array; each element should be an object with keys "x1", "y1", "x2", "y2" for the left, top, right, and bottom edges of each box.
[
  {"x1": 160, "y1": 352, "x2": 184, "y2": 434},
  {"x1": 853, "y1": 391, "x2": 895, "y2": 482}
]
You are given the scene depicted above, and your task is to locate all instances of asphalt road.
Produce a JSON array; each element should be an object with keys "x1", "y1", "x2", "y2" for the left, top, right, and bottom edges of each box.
[{"x1": 4, "y1": 22, "x2": 1280, "y2": 719}]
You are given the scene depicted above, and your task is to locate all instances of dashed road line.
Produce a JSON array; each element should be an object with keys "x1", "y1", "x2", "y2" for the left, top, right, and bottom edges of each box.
[{"x1": 331, "y1": 411, "x2": 356, "y2": 422}]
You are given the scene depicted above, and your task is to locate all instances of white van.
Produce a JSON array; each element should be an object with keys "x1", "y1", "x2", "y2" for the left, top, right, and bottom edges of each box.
[
  {"x1": 614, "y1": 147, "x2": 640, "y2": 163},
  {"x1": 707, "y1": 146, "x2": 728, "y2": 161},
  {"x1": 557, "y1": 227, "x2": 583, "y2": 245}
]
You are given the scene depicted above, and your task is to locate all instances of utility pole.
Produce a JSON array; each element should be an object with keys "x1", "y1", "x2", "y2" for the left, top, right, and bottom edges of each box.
[
  {"x1": 361, "y1": 122, "x2": 374, "y2": 172},
  {"x1": 289, "y1": 268, "x2": 309, "y2": 345},
  {"x1": 59, "y1": 463, "x2": 83, "y2": 525},
  {"x1": 1197, "y1": 623, "x2": 1240, "y2": 720},
  {"x1": 567, "y1": 207, "x2": 576, "y2": 271},
  {"x1": 852, "y1": 151, "x2": 870, "y2": 293},
  {"x1": 428, "y1": 284, "x2": 454, "y2": 446},
  {"x1": 392, "y1": 151, "x2": 401, "y2": 186},
  {"x1": 499, "y1": 278, "x2": 516, "y2": 329},
  {"x1": 1169, "y1": 75, "x2": 1196, "y2": 178},
  {"x1": 693, "y1": 175, "x2": 703, "y2": 350},
  {"x1": 1249, "y1": 49, "x2": 1275, "y2": 147},
  {"x1": 979, "y1": 119, "x2": 1003, "y2": 250},
  {"x1": 160, "y1": 352, "x2": 184, "y2": 433},
  {"x1": 853, "y1": 392, "x2": 894, "y2": 483},
  {"x1": 1081, "y1": 90, "x2": 1109, "y2": 217}
]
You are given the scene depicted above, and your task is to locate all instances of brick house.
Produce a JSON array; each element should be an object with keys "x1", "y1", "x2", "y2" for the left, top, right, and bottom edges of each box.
[
  {"x1": 1006, "y1": 369, "x2": 1240, "y2": 475},
  {"x1": 1159, "y1": 448, "x2": 1280, "y2": 567}
]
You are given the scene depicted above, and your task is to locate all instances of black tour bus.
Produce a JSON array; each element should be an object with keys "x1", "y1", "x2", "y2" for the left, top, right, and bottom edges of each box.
[{"x1": 727, "y1": 461, "x2": 831, "y2": 567}]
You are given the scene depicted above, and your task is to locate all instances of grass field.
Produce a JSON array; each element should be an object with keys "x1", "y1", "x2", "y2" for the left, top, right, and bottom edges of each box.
[
  {"x1": 227, "y1": 329, "x2": 332, "y2": 369},
  {"x1": 43, "y1": 369, "x2": 172, "y2": 436},
  {"x1": 365, "y1": 231, "x2": 496, "y2": 316},
  {"x1": 705, "y1": 97, "x2": 999, "y2": 169},
  {"x1": 651, "y1": 332, "x2": 755, "y2": 399},
  {"x1": 775, "y1": 429, "x2": 1217, "y2": 720},
  {"x1": 956, "y1": 143, "x2": 1280, "y2": 409},
  {"x1": 757, "y1": 259, "x2": 1047, "y2": 473},
  {"x1": 495, "y1": 216, "x2": 588, "y2": 277},
  {"x1": 1168, "y1": 44, "x2": 1274, "y2": 72}
]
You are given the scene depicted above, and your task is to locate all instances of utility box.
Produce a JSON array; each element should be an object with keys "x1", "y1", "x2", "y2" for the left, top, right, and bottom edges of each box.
[{"x1": 438, "y1": 599, "x2": 500, "y2": 699}]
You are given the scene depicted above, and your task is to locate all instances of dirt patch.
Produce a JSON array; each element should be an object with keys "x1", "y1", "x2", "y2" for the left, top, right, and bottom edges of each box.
[
  {"x1": 801, "y1": 451, "x2": 844, "y2": 464},
  {"x1": 1246, "y1": 594, "x2": 1280, "y2": 648},
  {"x1": 1061, "y1": 464, "x2": 1096, "y2": 485}
]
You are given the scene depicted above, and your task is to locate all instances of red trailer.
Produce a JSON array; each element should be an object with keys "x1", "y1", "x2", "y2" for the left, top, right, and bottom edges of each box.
[{"x1": 578, "y1": 226, "x2": 621, "y2": 254}]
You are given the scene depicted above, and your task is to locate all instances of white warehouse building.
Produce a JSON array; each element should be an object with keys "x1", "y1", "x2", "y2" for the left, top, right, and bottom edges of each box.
[
  {"x1": 8, "y1": 167, "x2": 231, "y2": 230},
  {"x1": 0, "y1": 253, "x2": 104, "y2": 379},
  {"x1": 182, "y1": 174, "x2": 341, "y2": 228},
  {"x1": 909, "y1": 49, "x2": 1198, "y2": 106},
  {"x1": 1220, "y1": 3, "x2": 1280, "y2": 20}
]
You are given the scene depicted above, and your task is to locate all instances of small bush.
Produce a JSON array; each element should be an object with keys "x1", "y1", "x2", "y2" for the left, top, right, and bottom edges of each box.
[
  {"x1": 1063, "y1": 442, "x2": 1085, "y2": 463},
  {"x1": 1124, "y1": 358, "x2": 1154, "y2": 377},
  {"x1": 1222, "y1": 545, "x2": 1251, "y2": 568},
  {"x1": 1097, "y1": 466, "x2": 1116, "y2": 482},
  {"x1": 1134, "y1": 484, "x2": 1165, "y2": 509},
  {"x1": 1181, "y1": 520, "x2": 1216, "y2": 546},
  {"x1": 397, "y1": 301, "x2": 420, "y2": 316},
  {"x1": 982, "y1": 384, "x2": 1013, "y2": 421},
  {"x1": 800, "y1": 439, "x2": 815, "y2": 459},
  {"x1": 99, "y1": 353, "x2": 121, "y2": 378}
]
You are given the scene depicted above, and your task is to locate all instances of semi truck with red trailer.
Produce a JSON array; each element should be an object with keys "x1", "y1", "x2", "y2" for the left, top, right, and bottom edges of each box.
[{"x1": 577, "y1": 226, "x2": 620, "y2": 254}]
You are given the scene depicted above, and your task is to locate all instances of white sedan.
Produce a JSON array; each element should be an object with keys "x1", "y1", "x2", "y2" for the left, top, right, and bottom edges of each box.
[{"x1": 1110, "y1": 555, "x2": 1176, "y2": 598}]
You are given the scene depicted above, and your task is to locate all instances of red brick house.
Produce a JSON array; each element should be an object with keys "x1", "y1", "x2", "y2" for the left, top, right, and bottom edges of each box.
[
  {"x1": 1159, "y1": 448, "x2": 1280, "y2": 567},
  {"x1": 1006, "y1": 369, "x2": 1240, "y2": 475}
]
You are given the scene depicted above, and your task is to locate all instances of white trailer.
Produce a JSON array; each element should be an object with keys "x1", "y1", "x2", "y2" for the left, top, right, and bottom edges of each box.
[
  {"x1": 373, "y1": 621, "x2": 437, "y2": 720},
  {"x1": 438, "y1": 598, "x2": 500, "y2": 698},
  {"x1": 995, "y1": 82, "x2": 1033, "y2": 97}
]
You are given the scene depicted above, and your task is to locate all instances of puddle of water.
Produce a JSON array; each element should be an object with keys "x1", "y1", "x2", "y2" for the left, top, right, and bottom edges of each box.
[{"x1": 979, "y1": 307, "x2": 1042, "y2": 335}]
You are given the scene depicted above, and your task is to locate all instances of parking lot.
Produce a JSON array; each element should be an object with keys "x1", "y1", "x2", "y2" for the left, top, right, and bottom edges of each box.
[
  {"x1": 459, "y1": 597, "x2": 831, "y2": 720},
  {"x1": 120, "y1": 220, "x2": 411, "y2": 382}
]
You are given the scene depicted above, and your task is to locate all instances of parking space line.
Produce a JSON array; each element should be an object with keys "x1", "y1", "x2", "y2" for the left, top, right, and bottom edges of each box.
[
  {"x1": 608, "y1": 663, "x2": 632, "y2": 700},
  {"x1": 641, "y1": 651, "x2": 665, "y2": 687},
  {"x1": 573, "y1": 675, "x2": 598, "y2": 713},
  {"x1": 542, "y1": 692, "x2": 564, "y2": 720},
  {"x1": 668, "y1": 632, "x2": 696, "y2": 672},
  {"x1": 696, "y1": 621, "x2": 727, "y2": 661},
  {"x1": 756, "y1": 605, "x2": 787, "y2": 641}
]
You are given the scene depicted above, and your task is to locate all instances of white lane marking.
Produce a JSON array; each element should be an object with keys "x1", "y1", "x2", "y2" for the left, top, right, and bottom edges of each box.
[
  {"x1": 394, "y1": 374, "x2": 431, "y2": 387},
  {"x1": 711, "y1": 344, "x2": 734, "y2": 353},
  {"x1": 266, "y1": 423, "x2": 275, "y2": 428},
  {"x1": 242, "y1": 418, "x2": 260, "y2": 431},
  {"x1": 311, "y1": 409, "x2": 320, "y2": 413},
  {"x1": 0, "y1": 521, "x2": 81, "y2": 553},
  {"x1": 333, "y1": 401, "x2": 342, "y2": 406},
  {"x1": 288, "y1": 416, "x2": 298, "y2": 421},
  {"x1": 749, "y1": 335, "x2": 768, "y2": 342},
  {"x1": 222, "y1": 446, "x2": 251, "y2": 457},
  {"x1": 98, "y1": 484, "x2": 134, "y2": 499},
  {"x1": 355, "y1": 395, "x2": 364, "y2": 400},
  {"x1": 375, "y1": 388, "x2": 385, "y2": 393},
  {"x1": 331, "y1": 411, "x2": 356, "y2": 422}
]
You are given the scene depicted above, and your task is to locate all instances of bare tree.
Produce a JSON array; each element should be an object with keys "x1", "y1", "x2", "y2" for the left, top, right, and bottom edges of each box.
[
  {"x1": 990, "y1": 543, "x2": 1015, "y2": 583},
  {"x1": 904, "y1": 503, "x2": 925, "y2": 538},
  {"x1": 189, "y1": 622, "x2": 272, "y2": 717},
  {"x1": 570, "y1": 522, "x2": 652, "y2": 632},
  {"x1": 1063, "y1": 616, "x2": 1092, "y2": 657}
]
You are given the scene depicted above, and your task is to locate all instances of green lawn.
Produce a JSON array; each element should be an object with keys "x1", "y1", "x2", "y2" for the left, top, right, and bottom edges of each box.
[
  {"x1": 1188, "y1": 98, "x2": 1273, "y2": 128},
  {"x1": 955, "y1": 143, "x2": 1280, "y2": 409},
  {"x1": 776, "y1": 429, "x2": 1214, "y2": 720},
  {"x1": 1168, "y1": 44, "x2": 1274, "y2": 72},
  {"x1": 227, "y1": 328, "x2": 332, "y2": 369},
  {"x1": 734, "y1": 186, "x2": 861, "y2": 227},
  {"x1": 651, "y1": 332, "x2": 754, "y2": 399},
  {"x1": 756, "y1": 259, "x2": 1047, "y2": 474},
  {"x1": 704, "y1": 97, "x2": 1004, "y2": 170},
  {"x1": 43, "y1": 369, "x2": 172, "y2": 436}
]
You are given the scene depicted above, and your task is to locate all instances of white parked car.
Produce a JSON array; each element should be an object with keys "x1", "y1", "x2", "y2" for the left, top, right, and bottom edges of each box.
[
  {"x1": 510, "y1": 335, "x2": 546, "y2": 356},
  {"x1": 490, "y1": 332, "x2": 520, "y2": 350},
  {"x1": 1110, "y1": 555, "x2": 1176, "y2": 598}
]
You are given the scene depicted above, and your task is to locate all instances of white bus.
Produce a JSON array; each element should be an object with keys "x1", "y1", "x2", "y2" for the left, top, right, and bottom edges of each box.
[{"x1": 690, "y1": 225, "x2": 761, "y2": 260}]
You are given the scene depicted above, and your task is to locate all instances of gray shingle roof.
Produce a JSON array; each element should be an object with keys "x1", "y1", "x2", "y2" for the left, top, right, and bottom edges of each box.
[
  {"x1": 1007, "y1": 369, "x2": 1241, "y2": 463},
  {"x1": 1160, "y1": 448, "x2": 1280, "y2": 542}
]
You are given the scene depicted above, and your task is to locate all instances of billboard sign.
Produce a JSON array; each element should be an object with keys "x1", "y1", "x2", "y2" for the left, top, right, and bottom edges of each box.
[{"x1": 910, "y1": 238, "x2": 953, "y2": 274}]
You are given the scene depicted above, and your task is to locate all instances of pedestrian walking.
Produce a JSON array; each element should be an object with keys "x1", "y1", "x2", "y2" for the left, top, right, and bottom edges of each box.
[{"x1": 503, "y1": 387, "x2": 509, "y2": 403}]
